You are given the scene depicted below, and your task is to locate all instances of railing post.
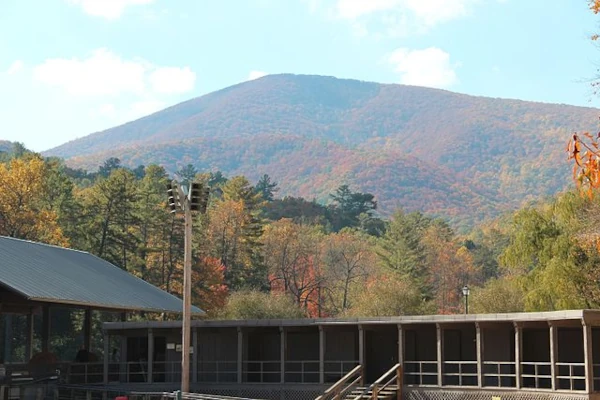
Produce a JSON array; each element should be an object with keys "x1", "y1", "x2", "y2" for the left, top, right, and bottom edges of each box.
[
  {"x1": 372, "y1": 383, "x2": 379, "y2": 400},
  {"x1": 396, "y1": 364, "x2": 403, "y2": 400}
]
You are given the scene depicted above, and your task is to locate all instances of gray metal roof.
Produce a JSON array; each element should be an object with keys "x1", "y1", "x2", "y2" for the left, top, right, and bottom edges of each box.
[{"x1": 0, "y1": 236, "x2": 204, "y2": 315}]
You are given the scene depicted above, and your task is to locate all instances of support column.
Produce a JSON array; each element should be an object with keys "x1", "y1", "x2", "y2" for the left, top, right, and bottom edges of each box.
[
  {"x1": 83, "y1": 308, "x2": 92, "y2": 352},
  {"x1": 120, "y1": 335, "x2": 128, "y2": 382},
  {"x1": 25, "y1": 312, "x2": 34, "y2": 361},
  {"x1": 436, "y1": 324, "x2": 443, "y2": 387},
  {"x1": 103, "y1": 331, "x2": 109, "y2": 385},
  {"x1": 514, "y1": 322, "x2": 521, "y2": 389},
  {"x1": 358, "y1": 325, "x2": 364, "y2": 367},
  {"x1": 237, "y1": 327, "x2": 243, "y2": 384},
  {"x1": 3, "y1": 315, "x2": 12, "y2": 363},
  {"x1": 41, "y1": 305, "x2": 50, "y2": 353},
  {"x1": 549, "y1": 323, "x2": 557, "y2": 390},
  {"x1": 397, "y1": 324, "x2": 403, "y2": 366},
  {"x1": 147, "y1": 329, "x2": 153, "y2": 384},
  {"x1": 280, "y1": 327, "x2": 286, "y2": 384},
  {"x1": 192, "y1": 328, "x2": 198, "y2": 384},
  {"x1": 319, "y1": 326, "x2": 325, "y2": 384},
  {"x1": 583, "y1": 322, "x2": 594, "y2": 394},
  {"x1": 476, "y1": 323, "x2": 483, "y2": 388}
]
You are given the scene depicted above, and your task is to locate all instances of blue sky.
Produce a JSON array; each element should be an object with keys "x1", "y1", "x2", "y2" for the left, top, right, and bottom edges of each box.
[{"x1": 1, "y1": 0, "x2": 599, "y2": 152}]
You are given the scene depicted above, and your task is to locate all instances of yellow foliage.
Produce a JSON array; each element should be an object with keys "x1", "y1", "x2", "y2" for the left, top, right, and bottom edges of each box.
[{"x1": 0, "y1": 157, "x2": 67, "y2": 246}]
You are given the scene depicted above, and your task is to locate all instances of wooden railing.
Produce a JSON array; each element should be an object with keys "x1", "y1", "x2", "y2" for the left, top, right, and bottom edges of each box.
[
  {"x1": 403, "y1": 361, "x2": 437, "y2": 386},
  {"x1": 315, "y1": 364, "x2": 363, "y2": 400},
  {"x1": 482, "y1": 361, "x2": 516, "y2": 388},
  {"x1": 364, "y1": 363, "x2": 402, "y2": 400}
]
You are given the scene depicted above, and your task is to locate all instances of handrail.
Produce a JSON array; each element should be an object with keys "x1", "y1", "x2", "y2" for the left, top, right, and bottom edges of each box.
[
  {"x1": 372, "y1": 363, "x2": 402, "y2": 400},
  {"x1": 352, "y1": 363, "x2": 402, "y2": 400},
  {"x1": 316, "y1": 364, "x2": 363, "y2": 400}
]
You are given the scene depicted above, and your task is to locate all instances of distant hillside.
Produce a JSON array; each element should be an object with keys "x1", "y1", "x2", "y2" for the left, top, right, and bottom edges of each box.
[
  {"x1": 0, "y1": 141, "x2": 13, "y2": 153},
  {"x1": 44, "y1": 74, "x2": 600, "y2": 229}
]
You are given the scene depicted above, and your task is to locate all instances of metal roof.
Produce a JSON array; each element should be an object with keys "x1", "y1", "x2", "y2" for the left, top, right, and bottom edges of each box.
[{"x1": 0, "y1": 236, "x2": 204, "y2": 315}]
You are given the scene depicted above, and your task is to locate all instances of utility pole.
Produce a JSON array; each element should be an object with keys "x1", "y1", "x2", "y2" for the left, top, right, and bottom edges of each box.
[{"x1": 168, "y1": 180, "x2": 210, "y2": 393}]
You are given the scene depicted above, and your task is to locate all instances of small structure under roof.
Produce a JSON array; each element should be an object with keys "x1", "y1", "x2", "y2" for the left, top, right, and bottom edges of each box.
[
  {"x1": 0, "y1": 235, "x2": 203, "y2": 364},
  {"x1": 0, "y1": 236, "x2": 203, "y2": 315}
]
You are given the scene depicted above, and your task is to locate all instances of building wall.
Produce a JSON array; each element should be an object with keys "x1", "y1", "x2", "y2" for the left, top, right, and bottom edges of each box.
[
  {"x1": 444, "y1": 325, "x2": 476, "y2": 361},
  {"x1": 482, "y1": 324, "x2": 514, "y2": 362},
  {"x1": 558, "y1": 328, "x2": 584, "y2": 363},
  {"x1": 324, "y1": 327, "x2": 357, "y2": 362},
  {"x1": 405, "y1": 325, "x2": 437, "y2": 361},
  {"x1": 522, "y1": 328, "x2": 550, "y2": 362}
]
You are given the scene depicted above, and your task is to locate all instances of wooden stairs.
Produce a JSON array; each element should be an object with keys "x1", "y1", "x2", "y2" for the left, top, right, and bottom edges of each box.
[{"x1": 315, "y1": 364, "x2": 403, "y2": 400}]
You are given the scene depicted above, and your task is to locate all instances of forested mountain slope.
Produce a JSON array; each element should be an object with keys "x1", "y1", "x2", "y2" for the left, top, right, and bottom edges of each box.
[{"x1": 44, "y1": 74, "x2": 600, "y2": 228}]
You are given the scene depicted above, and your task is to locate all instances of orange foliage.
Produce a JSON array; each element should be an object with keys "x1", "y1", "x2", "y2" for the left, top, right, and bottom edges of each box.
[
  {"x1": 193, "y1": 256, "x2": 228, "y2": 316},
  {"x1": 567, "y1": 133, "x2": 600, "y2": 196}
]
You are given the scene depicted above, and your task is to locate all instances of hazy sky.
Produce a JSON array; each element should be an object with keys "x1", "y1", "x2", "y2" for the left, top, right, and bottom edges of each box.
[{"x1": 1, "y1": 0, "x2": 600, "y2": 152}]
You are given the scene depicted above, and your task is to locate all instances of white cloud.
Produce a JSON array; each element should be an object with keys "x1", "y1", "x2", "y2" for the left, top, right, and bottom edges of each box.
[
  {"x1": 34, "y1": 49, "x2": 147, "y2": 96},
  {"x1": 316, "y1": 0, "x2": 479, "y2": 37},
  {"x1": 386, "y1": 47, "x2": 459, "y2": 89},
  {"x1": 129, "y1": 100, "x2": 165, "y2": 118},
  {"x1": 67, "y1": 0, "x2": 154, "y2": 19},
  {"x1": 149, "y1": 67, "x2": 196, "y2": 94},
  {"x1": 93, "y1": 103, "x2": 117, "y2": 118},
  {"x1": 248, "y1": 70, "x2": 268, "y2": 81},
  {"x1": 33, "y1": 48, "x2": 196, "y2": 97},
  {"x1": 336, "y1": 0, "x2": 473, "y2": 23},
  {"x1": 6, "y1": 60, "x2": 23, "y2": 75}
]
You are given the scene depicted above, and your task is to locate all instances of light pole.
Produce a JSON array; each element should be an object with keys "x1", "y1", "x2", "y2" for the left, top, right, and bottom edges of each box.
[
  {"x1": 167, "y1": 180, "x2": 209, "y2": 393},
  {"x1": 462, "y1": 285, "x2": 470, "y2": 315}
]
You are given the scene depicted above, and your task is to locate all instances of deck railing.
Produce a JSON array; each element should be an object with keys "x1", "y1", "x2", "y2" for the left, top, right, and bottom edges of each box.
[
  {"x1": 242, "y1": 360, "x2": 280, "y2": 383},
  {"x1": 556, "y1": 362, "x2": 585, "y2": 391},
  {"x1": 403, "y1": 361, "x2": 437, "y2": 386},
  {"x1": 284, "y1": 360, "x2": 320, "y2": 383},
  {"x1": 60, "y1": 358, "x2": 594, "y2": 391},
  {"x1": 521, "y1": 362, "x2": 552, "y2": 389},
  {"x1": 197, "y1": 360, "x2": 237, "y2": 383},
  {"x1": 65, "y1": 359, "x2": 356, "y2": 384},
  {"x1": 324, "y1": 361, "x2": 361, "y2": 383},
  {"x1": 482, "y1": 361, "x2": 516, "y2": 388},
  {"x1": 442, "y1": 361, "x2": 478, "y2": 387}
]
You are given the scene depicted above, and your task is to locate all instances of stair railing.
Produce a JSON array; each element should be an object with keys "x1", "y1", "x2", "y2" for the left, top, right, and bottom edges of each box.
[
  {"x1": 315, "y1": 364, "x2": 364, "y2": 400},
  {"x1": 353, "y1": 363, "x2": 403, "y2": 400}
]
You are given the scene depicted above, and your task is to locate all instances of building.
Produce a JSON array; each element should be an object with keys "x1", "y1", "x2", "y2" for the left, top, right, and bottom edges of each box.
[
  {"x1": 0, "y1": 235, "x2": 202, "y2": 398},
  {"x1": 99, "y1": 310, "x2": 600, "y2": 400}
]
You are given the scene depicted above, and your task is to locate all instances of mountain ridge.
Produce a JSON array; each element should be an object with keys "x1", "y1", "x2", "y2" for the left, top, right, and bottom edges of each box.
[{"x1": 44, "y1": 74, "x2": 600, "y2": 229}]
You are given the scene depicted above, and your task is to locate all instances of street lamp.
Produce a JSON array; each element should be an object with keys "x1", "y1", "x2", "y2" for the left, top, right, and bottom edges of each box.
[
  {"x1": 462, "y1": 285, "x2": 470, "y2": 315},
  {"x1": 167, "y1": 180, "x2": 210, "y2": 393}
]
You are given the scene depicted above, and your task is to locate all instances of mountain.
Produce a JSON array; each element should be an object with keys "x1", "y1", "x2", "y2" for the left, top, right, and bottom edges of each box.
[
  {"x1": 44, "y1": 74, "x2": 600, "y2": 229},
  {"x1": 0, "y1": 141, "x2": 14, "y2": 153}
]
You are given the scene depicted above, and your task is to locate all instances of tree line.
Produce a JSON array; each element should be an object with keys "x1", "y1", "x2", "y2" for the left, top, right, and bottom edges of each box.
[{"x1": 3, "y1": 144, "x2": 600, "y2": 321}]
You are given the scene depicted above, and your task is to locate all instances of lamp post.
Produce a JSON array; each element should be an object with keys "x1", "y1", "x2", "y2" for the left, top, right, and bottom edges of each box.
[
  {"x1": 167, "y1": 180, "x2": 210, "y2": 393},
  {"x1": 462, "y1": 285, "x2": 470, "y2": 315}
]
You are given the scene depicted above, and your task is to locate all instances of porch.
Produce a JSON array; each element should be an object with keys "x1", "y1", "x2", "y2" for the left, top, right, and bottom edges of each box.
[{"x1": 97, "y1": 310, "x2": 600, "y2": 399}]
